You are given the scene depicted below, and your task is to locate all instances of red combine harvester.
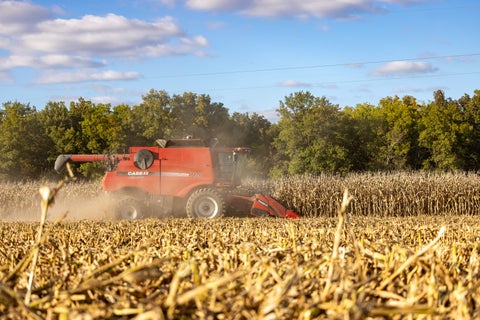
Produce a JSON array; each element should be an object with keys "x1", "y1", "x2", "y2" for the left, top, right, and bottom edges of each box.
[{"x1": 54, "y1": 138, "x2": 299, "y2": 219}]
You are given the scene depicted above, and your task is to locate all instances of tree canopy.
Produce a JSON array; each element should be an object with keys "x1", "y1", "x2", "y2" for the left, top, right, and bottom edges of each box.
[{"x1": 0, "y1": 88, "x2": 479, "y2": 180}]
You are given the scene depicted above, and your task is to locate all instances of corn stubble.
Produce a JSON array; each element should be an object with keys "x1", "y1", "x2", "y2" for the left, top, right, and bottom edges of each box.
[{"x1": 0, "y1": 172, "x2": 480, "y2": 318}]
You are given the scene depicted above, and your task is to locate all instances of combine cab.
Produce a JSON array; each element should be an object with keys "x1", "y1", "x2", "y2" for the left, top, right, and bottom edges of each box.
[{"x1": 54, "y1": 138, "x2": 299, "y2": 219}]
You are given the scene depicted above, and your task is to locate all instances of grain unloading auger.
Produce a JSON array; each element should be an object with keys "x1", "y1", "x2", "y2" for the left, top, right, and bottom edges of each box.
[{"x1": 54, "y1": 138, "x2": 299, "y2": 219}]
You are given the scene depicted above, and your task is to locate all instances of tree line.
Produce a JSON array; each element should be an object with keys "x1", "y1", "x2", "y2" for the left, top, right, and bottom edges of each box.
[{"x1": 0, "y1": 88, "x2": 479, "y2": 181}]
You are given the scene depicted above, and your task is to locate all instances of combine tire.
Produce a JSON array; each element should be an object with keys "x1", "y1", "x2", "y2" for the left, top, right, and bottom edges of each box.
[
  {"x1": 186, "y1": 188, "x2": 225, "y2": 218},
  {"x1": 115, "y1": 198, "x2": 147, "y2": 220}
]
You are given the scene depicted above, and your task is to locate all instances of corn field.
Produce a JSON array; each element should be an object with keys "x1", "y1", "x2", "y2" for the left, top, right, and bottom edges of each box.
[
  {"x1": 2, "y1": 172, "x2": 480, "y2": 219},
  {"x1": 0, "y1": 172, "x2": 480, "y2": 318},
  {"x1": 245, "y1": 171, "x2": 480, "y2": 217}
]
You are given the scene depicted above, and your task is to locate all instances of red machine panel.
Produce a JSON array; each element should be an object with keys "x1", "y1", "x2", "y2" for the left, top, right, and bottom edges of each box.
[{"x1": 101, "y1": 147, "x2": 215, "y2": 197}]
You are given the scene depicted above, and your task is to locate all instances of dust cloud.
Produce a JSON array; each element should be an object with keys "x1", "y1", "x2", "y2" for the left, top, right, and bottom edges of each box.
[
  {"x1": 0, "y1": 179, "x2": 120, "y2": 222},
  {"x1": 2, "y1": 192, "x2": 118, "y2": 222}
]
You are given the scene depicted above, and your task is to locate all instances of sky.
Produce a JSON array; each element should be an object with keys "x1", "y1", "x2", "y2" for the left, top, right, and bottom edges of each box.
[{"x1": 0, "y1": 0, "x2": 479, "y2": 121}]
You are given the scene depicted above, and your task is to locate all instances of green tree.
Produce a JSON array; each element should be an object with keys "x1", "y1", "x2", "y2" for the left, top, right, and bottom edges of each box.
[
  {"x1": 112, "y1": 104, "x2": 136, "y2": 150},
  {"x1": 418, "y1": 90, "x2": 468, "y2": 170},
  {"x1": 343, "y1": 103, "x2": 385, "y2": 170},
  {"x1": 170, "y1": 92, "x2": 231, "y2": 142},
  {"x1": 0, "y1": 102, "x2": 49, "y2": 180},
  {"x1": 37, "y1": 101, "x2": 77, "y2": 159},
  {"x1": 131, "y1": 89, "x2": 173, "y2": 144},
  {"x1": 272, "y1": 91, "x2": 350, "y2": 176},
  {"x1": 377, "y1": 95, "x2": 424, "y2": 170},
  {"x1": 457, "y1": 90, "x2": 480, "y2": 170},
  {"x1": 60, "y1": 99, "x2": 127, "y2": 178},
  {"x1": 80, "y1": 103, "x2": 124, "y2": 154},
  {"x1": 67, "y1": 98, "x2": 96, "y2": 154}
]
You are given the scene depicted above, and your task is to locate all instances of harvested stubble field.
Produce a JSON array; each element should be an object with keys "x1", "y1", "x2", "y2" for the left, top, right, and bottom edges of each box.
[{"x1": 0, "y1": 172, "x2": 480, "y2": 319}]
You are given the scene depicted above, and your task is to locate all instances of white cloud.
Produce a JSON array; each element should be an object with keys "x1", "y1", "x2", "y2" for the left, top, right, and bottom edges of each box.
[
  {"x1": 183, "y1": 0, "x2": 428, "y2": 19},
  {"x1": 0, "y1": 1, "x2": 51, "y2": 33},
  {"x1": 0, "y1": 2, "x2": 209, "y2": 83},
  {"x1": 46, "y1": 93, "x2": 126, "y2": 106},
  {"x1": 18, "y1": 14, "x2": 184, "y2": 57},
  {"x1": 143, "y1": 35, "x2": 209, "y2": 56},
  {"x1": 40, "y1": 55, "x2": 105, "y2": 68},
  {"x1": 242, "y1": 0, "x2": 373, "y2": 19},
  {"x1": 185, "y1": 0, "x2": 245, "y2": 11},
  {"x1": 258, "y1": 107, "x2": 280, "y2": 122},
  {"x1": 89, "y1": 96, "x2": 124, "y2": 105},
  {"x1": 279, "y1": 80, "x2": 311, "y2": 87},
  {"x1": 381, "y1": 0, "x2": 430, "y2": 4},
  {"x1": 372, "y1": 61, "x2": 438, "y2": 76},
  {"x1": 0, "y1": 54, "x2": 104, "y2": 69},
  {"x1": 36, "y1": 69, "x2": 141, "y2": 84}
]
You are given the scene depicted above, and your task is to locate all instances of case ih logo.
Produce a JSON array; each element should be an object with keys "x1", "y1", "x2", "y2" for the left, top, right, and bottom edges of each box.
[
  {"x1": 127, "y1": 171, "x2": 150, "y2": 176},
  {"x1": 117, "y1": 171, "x2": 200, "y2": 177}
]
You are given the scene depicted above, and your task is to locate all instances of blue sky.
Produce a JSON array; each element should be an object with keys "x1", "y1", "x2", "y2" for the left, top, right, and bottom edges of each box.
[{"x1": 0, "y1": 0, "x2": 478, "y2": 121}]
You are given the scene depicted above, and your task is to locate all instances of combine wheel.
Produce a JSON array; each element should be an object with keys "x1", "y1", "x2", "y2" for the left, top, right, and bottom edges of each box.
[
  {"x1": 186, "y1": 188, "x2": 225, "y2": 218},
  {"x1": 115, "y1": 198, "x2": 147, "y2": 220}
]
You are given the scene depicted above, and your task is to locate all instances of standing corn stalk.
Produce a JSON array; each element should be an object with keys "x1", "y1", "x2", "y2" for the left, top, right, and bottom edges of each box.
[
  {"x1": 323, "y1": 189, "x2": 353, "y2": 298},
  {"x1": 24, "y1": 163, "x2": 75, "y2": 305}
]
